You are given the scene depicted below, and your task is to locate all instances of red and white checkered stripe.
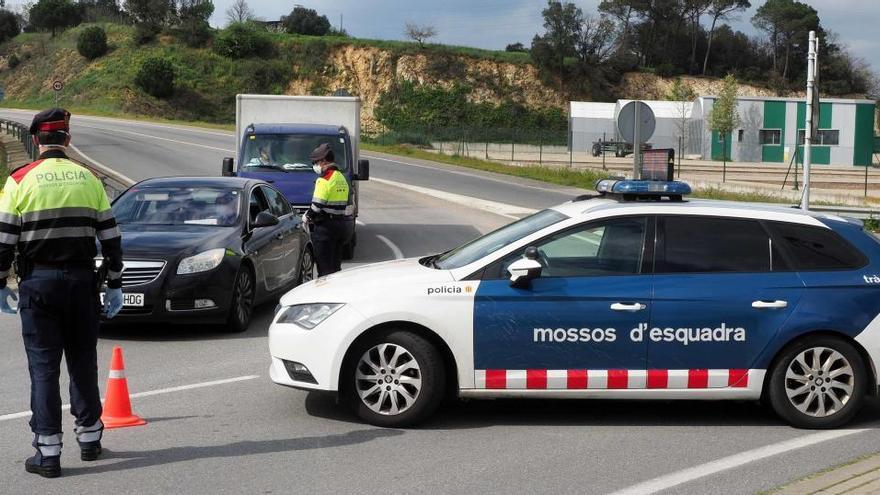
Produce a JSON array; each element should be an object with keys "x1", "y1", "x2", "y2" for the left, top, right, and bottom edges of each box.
[{"x1": 474, "y1": 369, "x2": 750, "y2": 389}]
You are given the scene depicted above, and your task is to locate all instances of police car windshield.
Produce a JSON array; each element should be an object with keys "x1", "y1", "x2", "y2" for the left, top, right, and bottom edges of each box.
[
  {"x1": 242, "y1": 134, "x2": 348, "y2": 172},
  {"x1": 434, "y1": 209, "x2": 568, "y2": 270},
  {"x1": 112, "y1": 187, "x2": 241, "y2": 227}
]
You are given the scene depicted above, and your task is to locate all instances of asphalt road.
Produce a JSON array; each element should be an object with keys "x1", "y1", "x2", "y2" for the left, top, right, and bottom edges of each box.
[{"x1": 0, "y1": 109, "x2": 878, "y2": 494}]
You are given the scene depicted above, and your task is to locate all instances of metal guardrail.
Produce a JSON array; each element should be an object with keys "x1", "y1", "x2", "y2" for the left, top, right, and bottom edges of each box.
[
  {"x1": 809, "y1": 205, "x2": 880, "y2": 220},
  {"x1": 0, "y1": 118, "x2": 39, "y2": 161},
  {"x1": 0, "y1": 118, "x2": 126, "y2": 198}
]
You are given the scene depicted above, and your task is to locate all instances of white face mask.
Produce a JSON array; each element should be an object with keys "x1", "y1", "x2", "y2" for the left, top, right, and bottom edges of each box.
[{"x1": 313, "y1": 164, "x2": 323, "y2": 174}]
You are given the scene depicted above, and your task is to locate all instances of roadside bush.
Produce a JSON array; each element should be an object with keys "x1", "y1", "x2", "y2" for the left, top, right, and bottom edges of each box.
[
  {"x1": 0, "y1": 9, "x2": 21, "y2": 42},
  {"x1": 213, "y1": 22, "x2": 274, "y2": 59},
  {"x1": 237, "y1": 59, "x2": 289, "y2": 94},
  {"x1": 7, "y1": 53, "x2": 20, "y2": 69},
  {"x1": 134, "y1": 23, "x2": 158, "y2": 45},
  {"x1": 135, "y1": 57, "x2": 175, "y2": 98},
  {"x1": 77, "y1": 26, "x2": 108, "y2": 60}
]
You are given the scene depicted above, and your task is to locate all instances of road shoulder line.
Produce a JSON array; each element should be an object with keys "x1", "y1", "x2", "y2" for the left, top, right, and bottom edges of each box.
[
  {"x1": 371, "y1": 177, "x2": 537, "y2": 220},
  {"x1": 608, "y1": 428, "x2": 869, "y2": 495}
]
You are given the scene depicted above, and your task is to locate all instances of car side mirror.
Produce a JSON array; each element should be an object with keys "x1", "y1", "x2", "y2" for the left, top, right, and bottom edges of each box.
[
  {"x1": 222, "y1": 157, "x2": 235, "y2": 177},
  {"x1": 253, "y1": 211, "x2": 279, "y2": 228},
  {"x1": 354, "y1": 159, "x2": 370, "y2": 181},
  {"x1": 508, "y1": 247, "x2": 542, "y2": 288}
]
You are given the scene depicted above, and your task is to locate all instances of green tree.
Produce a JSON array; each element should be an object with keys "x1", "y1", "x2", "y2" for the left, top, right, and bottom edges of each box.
[
  {"x1": 708, "y1": 74, "x2": 741, "y2": 175},
  {"x1": 177, "y1": 0, "x2": 213, "y2": 47},
  {"x1": 0, "y1": 8, "x2": 20, "y2": 42},
  {"x1": 752, "y1": 0, "x2": 819, "y2": 80},
  {"x1": 666, "y1": 77, "x2": 697, "y2": 154},
  {"x1": 505, "y1": 42, "x2": 527, "y2": 53},
  {"x1": 124, "y1": 0, "x2": 173, "y2": 40},
  {"x1": 285, "y1": 6, "x2": 330, "y2": 36},
  {"x1": 702, "y1": 0, "x2": 751, "y2": 75},
  {"x1": 135, "y1": 57, "x2": 175, "y2": 98},
  {"x1": 77, "y1": 25, "x2": 108, "y2": 59},
  {"x1": 213, "y1": 21, "x2": 274, "y2": 58},
  {"x1": 29, "y1": 0, "x2": 81, "y2": 36},
  {"x1": 531, "y1": 0, "x2": 581, "y2": 73}
]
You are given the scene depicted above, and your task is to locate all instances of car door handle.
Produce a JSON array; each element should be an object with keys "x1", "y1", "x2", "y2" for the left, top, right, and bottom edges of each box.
[
  {"x1": 275, "y1": 233, "x2": 284, "y2": 240},
  {"x1": 610, "y1": 302, "x2": 647, "y2": 312},
  {"x1": 752, "y1": 300, "x2": 788, "y2": 309}
]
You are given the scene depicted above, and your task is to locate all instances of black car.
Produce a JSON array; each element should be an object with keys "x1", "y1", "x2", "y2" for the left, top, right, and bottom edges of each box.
[{"x1": 101, "y1": 177, "x2": 314, "y2": 332}]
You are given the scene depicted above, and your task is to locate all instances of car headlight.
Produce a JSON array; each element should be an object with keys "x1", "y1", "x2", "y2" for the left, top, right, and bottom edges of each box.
[
  {"x1": 276, "y1": 303, "x2": 344, "y2": 329},
  {"x1": 177, "y1": 248, "x2": 226, "y2": 275}
]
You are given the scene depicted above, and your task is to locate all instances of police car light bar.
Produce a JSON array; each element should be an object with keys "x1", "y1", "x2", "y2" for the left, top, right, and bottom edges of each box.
[{"x1": 595, "y1": 179, "x2": 692, "y2": 199}]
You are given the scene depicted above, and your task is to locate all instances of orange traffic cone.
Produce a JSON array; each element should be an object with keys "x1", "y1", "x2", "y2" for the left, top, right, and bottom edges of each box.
[{"x1": 100, "y1": 346, "x2": 146, "y2": 429}]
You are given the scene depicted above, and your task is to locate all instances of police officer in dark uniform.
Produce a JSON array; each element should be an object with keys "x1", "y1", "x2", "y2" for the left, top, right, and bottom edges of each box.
[
  {"x1": 0, "y1": 109, "x2": 124, "y2": 478},
  {"x1": 304, "y1": 143, "x2": 352, "y2": 276}
]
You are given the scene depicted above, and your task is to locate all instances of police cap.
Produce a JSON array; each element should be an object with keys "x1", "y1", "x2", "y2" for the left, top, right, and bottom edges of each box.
[
  {"x1": 308, "y1": 143, "x2": 334, "y2": 163},
  {"x1": 29, "y1": 108, "x2": 71, "y2": 135}
]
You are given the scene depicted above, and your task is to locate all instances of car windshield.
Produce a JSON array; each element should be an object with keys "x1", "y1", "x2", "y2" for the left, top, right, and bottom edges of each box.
[
  {"x1": 241, "y1": 133, "x2": 348, "y2": 173},
  {"x1": 433, "y1": 209, "x2": 569, "y2": 270},
  {"x1": 113, "y1": 186, "x2": 242, "y2": 227}
]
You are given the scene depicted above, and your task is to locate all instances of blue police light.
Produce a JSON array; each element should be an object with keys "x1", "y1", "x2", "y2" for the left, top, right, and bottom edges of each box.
[{"x1": 595, "y1": 179, "x2": 692, "y2": 197}]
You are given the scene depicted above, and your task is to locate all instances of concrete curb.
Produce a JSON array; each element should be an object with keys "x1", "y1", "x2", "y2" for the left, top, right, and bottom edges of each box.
[{"x1": 771, "y1": 452, "x2": 880, "y2": 494}]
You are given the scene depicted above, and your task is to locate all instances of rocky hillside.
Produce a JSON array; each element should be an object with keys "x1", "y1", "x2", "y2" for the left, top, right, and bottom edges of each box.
[{"x1": 0, "y1": 23, "x2": 815, "y2": 132}]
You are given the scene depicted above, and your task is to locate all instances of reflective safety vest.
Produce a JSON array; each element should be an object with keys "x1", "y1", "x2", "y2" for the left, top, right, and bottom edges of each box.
[
  {"x1": 0, "y1": 150, "x2": 123, "y2": 288},
  {"x1": 310, "y1": 166, "x2": 351, "y2": 217}
]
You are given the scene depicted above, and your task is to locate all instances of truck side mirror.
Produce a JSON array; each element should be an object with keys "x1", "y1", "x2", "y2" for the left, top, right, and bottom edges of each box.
[
  {"x1": 354, "y1": 159, "x2": 370, "y2": 181},
  {"x1": 222, "y1": 157, "x2": 235, "y2": 177},
  {"x1": 508, "y1": 247, "x2": 542, "y2": 288}
]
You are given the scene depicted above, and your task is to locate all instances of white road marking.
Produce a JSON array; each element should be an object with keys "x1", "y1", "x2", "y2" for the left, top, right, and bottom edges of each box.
[
  {"x1": 69, "y1": 143, "x2": 136, "y2": 186},
  {"x1": 77, "y1": 123, "x2": 235, "y2": 153},
  {"x1": 0, "y1": 375, "x2": 259, "y2": 422},
  {"x1": 363, "y1": 153, "x2": 578, "y2": 194},
  {"x1": 608, "y1": 428, "x2": 871, "y2": 495},
  {"x1": 376, "y1": 234, "x2": 404, "y2": 259},
  {"x1": 356, "y1": 219, "x2": 366, "y2": 226},
  {"x1": 0, "y1": 109, "x2": 234, "y2": 137},
  {"x1": 372, "y1": 177, "x2": 537, "y2": 220}
]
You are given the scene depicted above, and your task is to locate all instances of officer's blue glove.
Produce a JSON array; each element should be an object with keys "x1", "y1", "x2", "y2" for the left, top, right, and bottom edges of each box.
[
  {"x1": 103, "y1": 288, "x2": 123, "y2": 319},
  {"x1": 0, "y1": 286, "x2": 17, "y2": 314}
]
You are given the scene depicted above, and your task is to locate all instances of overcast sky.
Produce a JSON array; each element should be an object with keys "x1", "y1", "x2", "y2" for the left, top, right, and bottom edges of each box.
[{"x1": 208, "y1": 0, "x2": 880, "y2": 75}]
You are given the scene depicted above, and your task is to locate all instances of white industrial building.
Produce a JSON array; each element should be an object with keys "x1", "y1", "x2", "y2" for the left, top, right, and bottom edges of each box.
[{"x1": 570, "y1": 96, "x2": 876, "y2": 166}]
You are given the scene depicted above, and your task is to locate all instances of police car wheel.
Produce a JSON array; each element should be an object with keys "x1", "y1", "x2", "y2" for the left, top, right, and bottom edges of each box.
[
  {"x1": 226, "y1": 267, "x2": 255, "y2": 333},
  {"x1": 768, "y1": 337, "x2": 866, "y2": 429},
  {"x1": 346, "y1": 331, "x2": 445, "y2": 427}
]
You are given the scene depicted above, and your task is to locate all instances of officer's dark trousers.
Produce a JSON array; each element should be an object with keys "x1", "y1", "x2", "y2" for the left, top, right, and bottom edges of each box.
[
  {"x1": 19, "y1": 267, "x2": 102, "y2": 436},
  {"x1": 312, "y1": 217, "x2": 352, "y2": 277}
]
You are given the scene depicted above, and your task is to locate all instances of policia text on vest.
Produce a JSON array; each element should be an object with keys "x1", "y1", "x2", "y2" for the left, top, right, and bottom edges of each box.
[{"x1": 0, "y1": 108, "x2": 124, "y2": 477}]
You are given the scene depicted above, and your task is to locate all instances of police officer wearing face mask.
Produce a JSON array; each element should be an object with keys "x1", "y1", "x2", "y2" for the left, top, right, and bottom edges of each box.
[
  {"x1": 0, "y1": 108, "x2": 124, "y2": 478},
  {"x1": 304, "y1": 143, "x2": 352, "y2": 276}
]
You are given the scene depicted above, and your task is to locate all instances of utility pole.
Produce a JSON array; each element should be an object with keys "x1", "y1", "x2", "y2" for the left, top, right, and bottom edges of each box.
[
  {"x1": 633, "y1": 101, "x2": 641, "y2": 180},
  {"x1": 801, "y1": 30, "x2": 818, "y2": 210}
]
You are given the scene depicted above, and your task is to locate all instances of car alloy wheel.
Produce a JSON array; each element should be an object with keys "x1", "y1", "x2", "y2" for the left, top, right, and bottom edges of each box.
[
  {"x1": 784, "y1": 346, "x2": 854, "y2": 418},
  {"x1": 227, "y1": 268, "x2": 254, "y2": 332},
  {"x1": 768, "y1": 336, "x2": 866, "y2": 429},
  {"x1": 355, "y1": 343, "x2": 422, "y2": 416}
]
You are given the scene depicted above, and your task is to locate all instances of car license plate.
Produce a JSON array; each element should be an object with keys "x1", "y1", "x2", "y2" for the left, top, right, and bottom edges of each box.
[{"x1": 99, "y1": 293, "x2": 145, "y2": 307}]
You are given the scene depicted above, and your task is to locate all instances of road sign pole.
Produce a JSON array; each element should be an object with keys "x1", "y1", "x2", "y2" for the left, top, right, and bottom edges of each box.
[
  {"x1": 633, "y1": 101, "x2": 641, "y2": 180},
  {"x1": 802, "y1": 30, "x2": 817, "y2": 210}
]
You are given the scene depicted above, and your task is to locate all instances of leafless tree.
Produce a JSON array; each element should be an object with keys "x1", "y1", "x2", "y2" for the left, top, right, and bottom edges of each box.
[
  {"x1": 576, "y1": 14, "x2": 616, "y2": 65},
  {"x1": 226, "y1": 0, "x2": 253, "y2": 24},
  {"x1": 404, "y1": 21, "x2": 436, "y2": 48}
]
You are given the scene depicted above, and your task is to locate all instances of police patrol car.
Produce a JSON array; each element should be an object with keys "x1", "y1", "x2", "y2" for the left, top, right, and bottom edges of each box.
[{"x1": 269, "y1": 179, "x2": 880, "y2": 429}]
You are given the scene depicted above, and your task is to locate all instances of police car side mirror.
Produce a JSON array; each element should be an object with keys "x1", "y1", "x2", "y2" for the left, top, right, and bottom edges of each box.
[
  {"x1": 354, "y1": 159, "x2": 370, "y2": 181},
  {"x1": 222, "y1": 157, "x2": 235, "y2": 177},
  {"x1": 508, "y1": 248, "x2": 542, "y2": 288},
  {"x1": 253, "y1": 211, "x2": 279, "y2": 228}
]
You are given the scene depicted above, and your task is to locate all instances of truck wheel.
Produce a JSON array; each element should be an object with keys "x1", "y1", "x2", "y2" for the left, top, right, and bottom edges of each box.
[
  {"x1": 344, "y1": 330, "x2": 445, "y2": 427},
  {"x1": 767, "y1": 336, "x2": 866, "y2": 429},
  {"x1": 342, "y1": 232, "x2": 357, "y2": 261}
]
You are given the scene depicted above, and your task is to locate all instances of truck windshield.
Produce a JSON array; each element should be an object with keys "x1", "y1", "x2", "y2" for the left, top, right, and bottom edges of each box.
[
  {"x1": 433, "y1": 209, "x2": 569, "y2": 270},
  {"x1": 241, "y1": 134, "x2": 349, "y2": 173}
]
